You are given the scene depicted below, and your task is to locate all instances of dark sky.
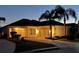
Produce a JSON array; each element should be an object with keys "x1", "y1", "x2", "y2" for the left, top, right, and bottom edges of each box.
[{"x1": 0, "y1": 5, "x2": 79, "y2": 26}]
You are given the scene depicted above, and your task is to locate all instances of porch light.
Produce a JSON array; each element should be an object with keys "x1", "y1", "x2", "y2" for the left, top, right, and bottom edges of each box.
[{"x1": 36, "y1": 29, "x2": 39, "y2": 34}]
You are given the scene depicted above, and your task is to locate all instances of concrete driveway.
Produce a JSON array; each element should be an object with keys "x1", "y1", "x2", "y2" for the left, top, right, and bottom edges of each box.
[
  {"x1": 0, "y1": 38, "x2": 79, "y2": 53},
  {"x1": 0, "y1": 39, "x2": 16, "y2": 53},
  {"x1": 31, "y1": 39, "x2": 79, "y2": 53}
]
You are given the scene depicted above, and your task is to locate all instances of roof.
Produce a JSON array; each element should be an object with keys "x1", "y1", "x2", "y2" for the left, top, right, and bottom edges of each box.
[
  {"x1": 66, "y1": 23, "x2": 77, "y2": 26},
  {"x1": 0, "y1": 19, "x2": 78, "y2": 29},
  {"x1": 40, "y1": 20, "x2": 63, "y2": 26},
  {"x1": 8, "y1": 19, "x2": 40, "y2": 26},
  {"x1": 5, "y1": 19, "x2": 63, "y2": 26}
]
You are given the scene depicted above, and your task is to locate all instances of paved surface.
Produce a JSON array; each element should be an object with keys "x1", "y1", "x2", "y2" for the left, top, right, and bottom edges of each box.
[
  {"x1": 1, "y1": 38, "x2": 79, "y2": 53},
  {"x1": 25, "y1": 38, "x2": 79, "y2": 53},
  {"x1": 14, "y1": 40, "x2": 57, "y2": 53},
  {"x1": 0, "y1": 39, "x2": 16, "y2": 53}
]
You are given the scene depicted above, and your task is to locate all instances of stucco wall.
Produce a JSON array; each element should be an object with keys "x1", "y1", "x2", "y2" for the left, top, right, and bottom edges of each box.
[
  {"x1": 54, "y1": 26, "x2": 65, "y2": 36},
  {"x1": 8, "y1": 25, "x2": 71, "y2": 39}
]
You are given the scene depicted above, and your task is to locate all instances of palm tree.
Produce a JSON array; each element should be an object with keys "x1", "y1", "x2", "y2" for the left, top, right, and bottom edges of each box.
[
  {"x1": 39, "y1": 10, "x2": 62, "y2": 38},
  {"x1": 52, "y1": 5, "x2": 77, "y2": 36},
  {"x1": 39, "y1": 10, "x2": 53, "y2": 38},
  {"x1": 66, "y1": 8, "x2": 77, "y2": 23},
  {"x1": 51, "y1": 9, "x2": 63, "y2": 36}
]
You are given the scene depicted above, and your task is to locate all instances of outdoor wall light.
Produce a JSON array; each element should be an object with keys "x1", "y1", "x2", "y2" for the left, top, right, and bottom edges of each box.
[{"x1": 36, "y1": 29, "x2": 39, "y2": 34}]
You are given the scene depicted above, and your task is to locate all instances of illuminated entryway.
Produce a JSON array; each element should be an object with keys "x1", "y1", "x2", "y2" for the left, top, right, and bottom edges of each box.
[{"x1": 9, "y1": 27, "x2": 26, "y2": 38}]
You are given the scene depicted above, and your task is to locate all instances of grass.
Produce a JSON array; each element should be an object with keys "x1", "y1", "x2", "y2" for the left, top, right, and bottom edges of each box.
[{"x1": 13, "y1": 40, "x2": 58, "y2": 53}]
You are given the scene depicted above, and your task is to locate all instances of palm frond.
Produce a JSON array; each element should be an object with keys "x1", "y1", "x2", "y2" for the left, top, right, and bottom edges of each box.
[
  {"x1": 53, "y1": 5, "x2": 67, "y2": 21},
  {"x1": 39, "y1": 10, "x2": 51, "y2": 21},
  {"x1": 66, "y1": 8, "x2": 77, "y2": 22},
  {"x1": 51, "y1": 9, "x2": 55, "y2": 16},
  {"x1": 0, "y1": 17, "x2": 6, "y2": 22},
  {"x1": 55, "y1": 5, "x2": 65, "y2": 15},
  {"x1": 64, "y1": 11, "x2": 69, "y2": 20}
]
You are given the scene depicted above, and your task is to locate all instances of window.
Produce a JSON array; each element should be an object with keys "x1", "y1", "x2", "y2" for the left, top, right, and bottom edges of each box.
[
  {"x1": 30, "y1": 28, "x2": 36, "y2": 35},
  {"x1": 29, "y1": 28, "x2": 39, "y2": 35}
]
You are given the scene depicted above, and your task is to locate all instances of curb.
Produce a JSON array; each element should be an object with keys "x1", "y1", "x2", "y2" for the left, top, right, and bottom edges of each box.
[{"x1": 26, "y1": 47, "x2": 60, "y2": 53}]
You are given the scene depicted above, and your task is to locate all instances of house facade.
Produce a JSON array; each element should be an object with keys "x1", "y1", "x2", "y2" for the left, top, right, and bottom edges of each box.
[{"x1": 0, "y1": 19, "x2": 75, "y2": 40}]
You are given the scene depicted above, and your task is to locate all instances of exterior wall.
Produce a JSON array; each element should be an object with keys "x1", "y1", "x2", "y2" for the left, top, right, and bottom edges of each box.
[
  {"x1": 8, "y1": 26, "x2": 50, "y2": 39},
  {"x1": 0, "y1": 26, "x2": 9, "y2": 39},
  {"x1": 35, "y1": 26, "x2": 50, "y2": 39},
  {"x1": 9, "y1": 26, "x2": 28, "y2": 38},
  {"x1": 7, "y1": 25, "x2": 71, "y2": 40},
  {"x1": 66, "y1": 26, "x2": 72, "y2": 36},
  {"x1": 54, "y1": 26, "x2": 71, "y2": 37},
  {"x1": 54, "y1": 26, "x2": 65, "y2": 37}
]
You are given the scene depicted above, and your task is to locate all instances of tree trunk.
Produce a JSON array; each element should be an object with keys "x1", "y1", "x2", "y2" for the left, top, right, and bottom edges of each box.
[
  {"x1": 64, "y1": 19, "x2": 66, "y2": 37},
  {"x1": 54, "y1": 25, "x2": 56, "y2": 36},
  {"x1": 49, "y1": 20, "x2": 52, "y2": 38}
]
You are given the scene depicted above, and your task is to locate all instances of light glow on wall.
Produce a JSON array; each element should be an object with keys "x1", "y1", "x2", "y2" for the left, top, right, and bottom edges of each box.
[
  {"x1": 36, "y1": 29, "x2": 39, "y2": 34},
  {"x1": 49, "y1": 29, "x2": 55, "y2": 36},
  {"x1": 52, "y1": 29, "x2": 54, "y2": 35},
  {"x1": 9, "y1": 28, "x2": 12, "y2": 37},
  {"x1": 9, "y1": 28, "x2": 12, "y2": 32},
  {"x1": 14, "y1": 27, "x2": 19, "y2": 31},
  {"x1": 9, "y1": 27, "x2": 26, "y2": 37},
  {"x1": 49, "y1": 30, "x2": 51, "y2": 34}
]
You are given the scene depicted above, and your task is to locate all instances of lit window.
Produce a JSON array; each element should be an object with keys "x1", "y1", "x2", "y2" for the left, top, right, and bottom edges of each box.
[
  {"x1": 30, "y1": 28, "x2": 36, "y2": 35},
  {"x1": 30, "y1": 28, "x2": 39, "y2": 35}
]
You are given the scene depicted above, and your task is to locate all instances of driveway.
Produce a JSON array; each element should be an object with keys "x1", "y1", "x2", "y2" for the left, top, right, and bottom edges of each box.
[
  {"x1": 31, "y1": 39, "x2": 79, "y2": 53},
  {"x1": 0, "y1": 39, "x2": 16, "y2": 53},
  {"x1": 0, "y1": 38, "x2": 79, "y2": 53}
]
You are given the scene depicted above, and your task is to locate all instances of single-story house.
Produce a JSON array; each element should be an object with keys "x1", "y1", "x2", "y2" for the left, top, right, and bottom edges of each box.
[{"x1": 0, "y1": 19, "x2": 77, "y2": 40}]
